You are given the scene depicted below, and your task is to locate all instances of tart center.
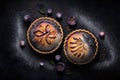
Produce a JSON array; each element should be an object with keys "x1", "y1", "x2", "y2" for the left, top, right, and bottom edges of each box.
[
  {"x1": 68, "y1": 33, "x2": 89, "y2": 59},
  {"x1": 33, "y1": 22, "x2": 57, "y2": 46}
]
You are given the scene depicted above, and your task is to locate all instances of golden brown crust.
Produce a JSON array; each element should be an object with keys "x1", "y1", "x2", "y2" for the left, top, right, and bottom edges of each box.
[
  {"x1": 27, "y1": 17, "x2": 63, "y2": 54},
  {"x1": 64, "y1": 29, "x2": 98, "y2": 65}
]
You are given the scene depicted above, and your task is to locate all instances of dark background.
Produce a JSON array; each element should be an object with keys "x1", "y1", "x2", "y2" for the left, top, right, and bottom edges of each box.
[{"x1": 0, "y1": 0, "x2": 120, "y2": 80}]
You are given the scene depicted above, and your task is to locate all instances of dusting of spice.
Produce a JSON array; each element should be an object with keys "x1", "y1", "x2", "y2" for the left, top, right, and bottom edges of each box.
[{"x1": 99, "y1": 48, "x2": 107, "y2": 60}]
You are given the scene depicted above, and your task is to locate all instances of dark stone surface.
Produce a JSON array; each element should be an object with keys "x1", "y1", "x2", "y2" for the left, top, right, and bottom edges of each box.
[{"x1": 0, "y1": 0, "x2": 120, "y2": 80}]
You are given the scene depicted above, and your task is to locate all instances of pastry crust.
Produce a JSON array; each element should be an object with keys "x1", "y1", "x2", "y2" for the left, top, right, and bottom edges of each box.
[
  {"x1": 64, "y1": 29, "x2": 98, "y2": 65},
  {"x1": 27, "y1": 17, "x2": 63, "y2": 54}
]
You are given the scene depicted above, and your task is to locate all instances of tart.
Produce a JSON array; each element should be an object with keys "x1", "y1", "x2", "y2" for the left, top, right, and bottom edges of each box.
[
  {"x1": 64, "y1": 29, "x2": 98, "y2": 65},
  {"x1": 27, "y1": 17, "x2": 63, "y2": 54}
]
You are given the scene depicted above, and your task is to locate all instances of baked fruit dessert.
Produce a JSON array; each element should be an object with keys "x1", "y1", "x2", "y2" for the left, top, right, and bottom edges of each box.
[
  {"x1": 27, "y1": 17, "x2": 63, "y2": 54},
  {"x1": 64, "y1": 29, "x2": 98, "y2": 65}
]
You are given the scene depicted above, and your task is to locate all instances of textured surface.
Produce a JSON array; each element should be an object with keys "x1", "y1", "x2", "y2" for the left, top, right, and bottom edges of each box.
[{"x1": 1, "y1": 0, "x2": 120, "y2": 80}]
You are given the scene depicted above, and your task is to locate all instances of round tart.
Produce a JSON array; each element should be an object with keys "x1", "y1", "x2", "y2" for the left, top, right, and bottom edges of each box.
[
  {"x1": 64, "y1": 29, "x2": 98, "y2": 65},
  {"x1": 27, "y1": 17, "x2": 63, "y2": 54}
]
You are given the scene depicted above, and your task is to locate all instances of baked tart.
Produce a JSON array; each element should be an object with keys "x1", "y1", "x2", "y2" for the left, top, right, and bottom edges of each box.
[
  {"x1": 27, "y1": 17, "x2": 63, "y2": 54},
  {"x1": 64, "y1": 29, "x2": 98, "y2": 65}
]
